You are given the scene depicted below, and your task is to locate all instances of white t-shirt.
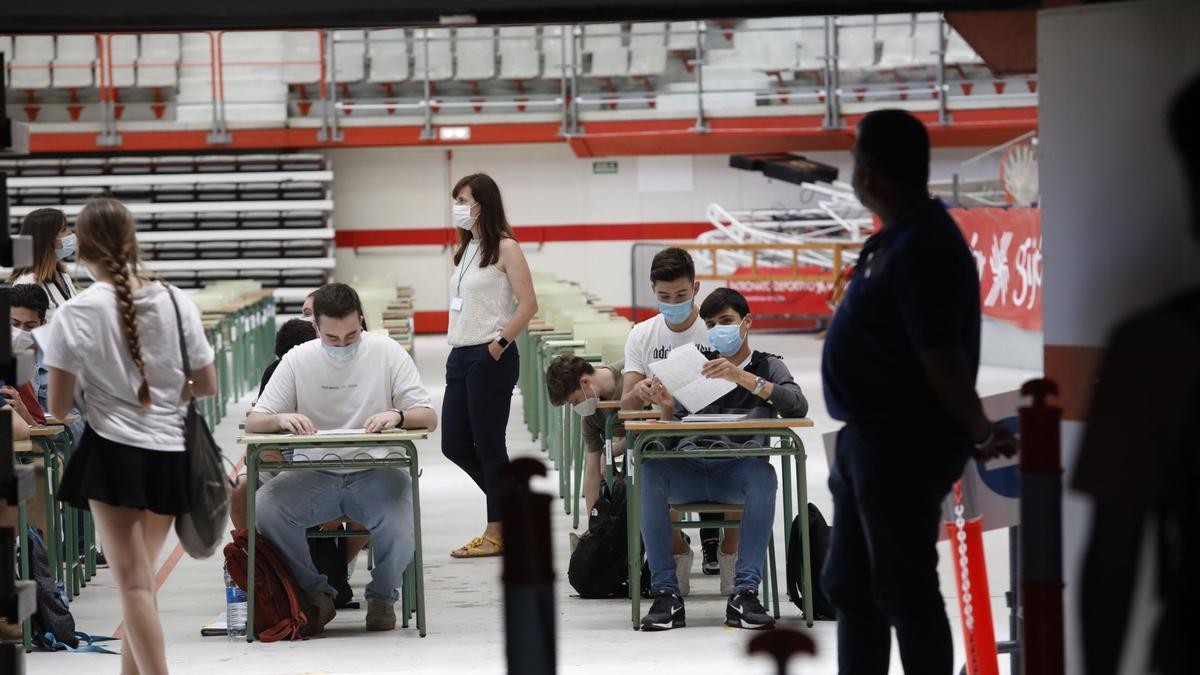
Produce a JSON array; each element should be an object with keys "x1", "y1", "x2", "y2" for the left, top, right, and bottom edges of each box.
[
  {"x1": 252, "y1": 332, "x2": 434, "y2": 462},
  {"x1": 34, "y1": 281, "x2": 214, "y2": 452},
  {"x1": 622, "y1": 311, "x2": 715, "y2": 377}
]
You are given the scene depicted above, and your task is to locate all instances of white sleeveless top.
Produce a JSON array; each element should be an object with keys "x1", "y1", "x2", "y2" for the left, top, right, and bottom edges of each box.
[{"x1": 447, "y1": 241, "x2": 514, "y2": 347}]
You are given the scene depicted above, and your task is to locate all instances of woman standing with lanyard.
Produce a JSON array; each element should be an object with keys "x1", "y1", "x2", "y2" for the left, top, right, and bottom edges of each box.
[
  {"x1": 36, "y1": 197, "x2": 217, "y2": 675},
  {"x1": 8, "y1": 208, "x2": 78, "y2": 318},
  {"x1": 442, "y1": 173, "x2": 538, "y2": 559}
]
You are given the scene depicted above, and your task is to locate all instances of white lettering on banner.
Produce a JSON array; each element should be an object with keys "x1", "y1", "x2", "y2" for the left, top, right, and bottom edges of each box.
[
  {"x1": 1011, "y1": 236, "x2": 1043, "y2": 311},
  {"x1": 969, "y1": 233, "x2": 987, "y2": 281},
  {"x1": 984, "y1": 232, "x2": 1013, "y2": 308}
]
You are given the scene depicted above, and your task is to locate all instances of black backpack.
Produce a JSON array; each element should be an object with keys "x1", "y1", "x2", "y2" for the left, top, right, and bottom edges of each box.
[
  {"x1": 569, "y1": 477, "x2": 644, "y2": 599},
  {"x1": 26, "y1": 528, "x2": 78, "y2": 648},
  {"x1": 786, "y1": 503, "x2": 836, "y2": 620}
]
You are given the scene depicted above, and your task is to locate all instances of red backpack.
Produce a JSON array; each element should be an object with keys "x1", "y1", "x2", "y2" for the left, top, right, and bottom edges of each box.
[{"x1": 223, "y1": 529, "x2": 319, "y2": 641}]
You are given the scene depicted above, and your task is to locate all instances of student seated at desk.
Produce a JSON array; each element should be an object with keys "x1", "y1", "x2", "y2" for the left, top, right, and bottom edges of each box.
[
  {"x1": 638, "y1": 288, "x2": 808, "y2": 632},
  {"x1": 545, "y1": 355, "x2": 624, "y2": 514},
  {"x1": 9, "y1": 284, "x2": 76, "y2": 434},
  {"x1": 246, "y1": 283, "x2": 437, "y2": 634}
]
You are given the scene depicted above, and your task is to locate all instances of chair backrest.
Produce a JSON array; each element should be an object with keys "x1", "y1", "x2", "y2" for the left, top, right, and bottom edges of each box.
[
  {"x1": 109, "y1": 35, "x2": 139, "y2": 88},
  {"x1": 628, "y1": 22, "x2": 667, "y2": 77},
  {"x1": 837, "y1": 16, "x2": 878, "y2": 71},
  {"x1": 584, "y1": 23, "x2": 628, "y2": 77},
  {"x1": 910, "y1": 14, "x2": 942, "y2": 67},
  {"x1": 454, "y1": 27, "x2": 496, "y2": 81},
  {"x1": 541, "y1": 25, "x2": 570, "y2": 78},
  {"x1": 367, "y1": 28, "x2": 410, "y2": 83},
  {"x1": 876, "y1": 13, "x2": 916, "y2": 69},
  {"x1": 498, "y1": 26, "x2": 539, "y2": 80},
  {"x1": 332, "y1": 30, "x2": 366, "y2": 82},
  {"x1": 137, "y1": 34, "x2": 180, "y2": 88},
  {"x1": 283, "y1": 31, "x2": 322, "y2": 84},
  {"x1": 12, "y1": 36, "x2": 54, "y2": 90},
  {"x1": 796, "y1": 17, "x2": 828, "y2": 71},
  {"x1": 412, "y1": 28, "x2": 452, "y2": 82},
  {"x1": 666, "y1": 21, "x2": 699, "y2": 50}
]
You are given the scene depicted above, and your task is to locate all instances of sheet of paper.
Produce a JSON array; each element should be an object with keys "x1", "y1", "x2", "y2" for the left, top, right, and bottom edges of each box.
[
  {"x1": 315, "y1": 428, "x2": 368, "y2": 436},
  {"x1": 648, "y1": 343, "x2": 736, "y2": 413}
]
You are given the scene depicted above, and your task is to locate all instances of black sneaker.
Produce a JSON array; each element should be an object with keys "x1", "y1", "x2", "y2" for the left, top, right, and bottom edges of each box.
[
  {"x1": 640, "y1": 588, "x2": 686, "y2": 631},
  {"x1": 725, "y1": 589, "x2": 775, "y2": 630},
  {"x1": 701, "y1": 539, "x2": 719, "y2": 576}
]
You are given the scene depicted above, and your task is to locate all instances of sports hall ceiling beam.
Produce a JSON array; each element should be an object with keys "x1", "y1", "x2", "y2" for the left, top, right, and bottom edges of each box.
[{"x1": 5, "y1": 0, "x2": 1038, "y2": 33}]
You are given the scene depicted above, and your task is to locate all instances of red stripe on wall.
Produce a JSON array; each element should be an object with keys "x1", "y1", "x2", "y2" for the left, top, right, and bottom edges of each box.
[{"x1": 335, "y1": 221, "x2": 714, "y2": 248}]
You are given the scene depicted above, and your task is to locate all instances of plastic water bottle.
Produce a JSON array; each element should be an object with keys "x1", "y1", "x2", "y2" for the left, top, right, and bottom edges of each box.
[{"x1": 224, "y1": 566, "x2": 247, "y2": 638}]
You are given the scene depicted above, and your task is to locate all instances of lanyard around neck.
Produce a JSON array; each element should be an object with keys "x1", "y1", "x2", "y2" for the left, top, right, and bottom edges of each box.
[{"x1": 456, "y1": 242, "x2": 482, "y2": 296}]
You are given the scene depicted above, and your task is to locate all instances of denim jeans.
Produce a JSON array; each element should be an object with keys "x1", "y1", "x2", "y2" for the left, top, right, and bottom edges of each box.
[
  {"x1": 821, "y1": 423, "x2": 967, "y2": 675},
  {"x1": 639, "y1": 457, "x2": 776, "y2": 593},
  {"x1": 256, "y1": 468, "x2": 414, "y2": 603}
]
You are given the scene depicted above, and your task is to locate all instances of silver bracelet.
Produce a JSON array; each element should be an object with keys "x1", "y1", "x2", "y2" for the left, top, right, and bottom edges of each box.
[{"x1": 973, "y1": 427, "x2": 995, "y2": 450}]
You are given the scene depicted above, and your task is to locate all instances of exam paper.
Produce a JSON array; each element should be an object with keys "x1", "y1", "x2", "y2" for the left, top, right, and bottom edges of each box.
[{"x1": 648, "y1": 343, "x2": 736, "y2": 413}]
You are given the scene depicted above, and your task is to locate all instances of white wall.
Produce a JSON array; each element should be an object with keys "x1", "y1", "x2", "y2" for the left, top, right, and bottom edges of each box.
[
  {"x1": 329, "y1": 143, "x2": 998, "y2": 314},
  {"x1": 1039, "y1": 1, "x2": 1200, "y2": 671}
]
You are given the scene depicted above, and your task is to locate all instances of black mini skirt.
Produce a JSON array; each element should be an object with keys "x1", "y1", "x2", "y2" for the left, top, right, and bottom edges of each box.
[{"x1": 58, "y1": 425, "x2": 191, "y2": 516}]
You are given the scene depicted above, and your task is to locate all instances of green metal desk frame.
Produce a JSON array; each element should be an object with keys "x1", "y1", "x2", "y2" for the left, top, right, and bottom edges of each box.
[
  {"x1": 623, "y1": 422, "x2": 815, "y2": 630},
  {"x1": 239, "y1": 432, "x2": 428, "y2": 640}
]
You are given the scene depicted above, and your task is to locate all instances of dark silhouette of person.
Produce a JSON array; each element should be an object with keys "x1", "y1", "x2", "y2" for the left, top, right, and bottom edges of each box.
[
  {"x1": 1074, "y1": 73, "x2": 1200, "y2": 675},
  {"x1": 820, "y1": 109, "x2": 1018, "y2": 674}
]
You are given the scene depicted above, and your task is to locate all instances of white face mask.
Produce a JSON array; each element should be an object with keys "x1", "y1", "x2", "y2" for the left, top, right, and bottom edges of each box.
[
  {"x1": 10, "y1": 328, "x2": 35, "y2": 353},
  {"x1": 452, "y1": 203, "x2": 477, "y2": 230},
  {"x1": 572, "y1": 384, "x2": 600, "y2": 416}
]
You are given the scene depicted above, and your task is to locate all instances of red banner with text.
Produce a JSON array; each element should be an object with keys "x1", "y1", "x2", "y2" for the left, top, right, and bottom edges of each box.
[
  {"x1": 951, "y1": 207, "x2": 1043, "y2": 332},
  {"x1": 725, "y1": 207, "x2": 1042, "y2": 332}
]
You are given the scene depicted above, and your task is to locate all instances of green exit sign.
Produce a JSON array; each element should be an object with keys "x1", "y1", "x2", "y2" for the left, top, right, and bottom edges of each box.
[{"x1": 592, "y1": 160, "x2": 619, "y2": 174}]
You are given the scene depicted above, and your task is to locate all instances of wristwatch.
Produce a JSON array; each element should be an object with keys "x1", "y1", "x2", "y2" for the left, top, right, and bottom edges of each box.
[
  {"x1": 389, "y1": 408, "x2": 406, "y2": 428},
  {"x1": 495, "y1": 336, "x2": 511, "y2": 350},
  {"x1": 751, "y1": 376, "x2": 767, "y2": 397}
]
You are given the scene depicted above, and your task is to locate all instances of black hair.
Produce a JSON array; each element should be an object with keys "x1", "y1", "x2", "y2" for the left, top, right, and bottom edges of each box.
[
  {"x1": 700, "y1": 287, "x2": 750, "y2": 320},
  {"x1": 650, "y1": 247, "x2": 696, "y2": 284},
  {"x1": 855, "y1": 109, "x2": 931, "y2": 192},
  {"x1": 274, "y1": 318, "x2": 317, "y2": 358},
  {"x1": 9, "y1": 284, "x2": 50, "y2": 321},
  {"x1": 312, "y1": 283, "x2": 364, "y2": 323}
]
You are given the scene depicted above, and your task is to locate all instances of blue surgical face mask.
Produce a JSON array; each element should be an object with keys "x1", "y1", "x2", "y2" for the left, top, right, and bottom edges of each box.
[
  {"x1": 708, "y1": 321, "x2": 746, "y2": 356},
  {"x1": 657, "y1": 298, "x2": 694, "y2": 325},
  {"x1": 56, "y1": 233, "x2": 76, "y2": 260},
  {"x1": 322, "y1": 340, "x2": 360, "y2": 363}
]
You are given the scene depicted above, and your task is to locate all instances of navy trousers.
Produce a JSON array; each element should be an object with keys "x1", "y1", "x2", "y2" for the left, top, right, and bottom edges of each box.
[
  {"x1": 441, "y1": 343, "x2": 520, "y2": 523},
  {"x1": 821, "y1": 422, "x2": 968, "y2": 675}
]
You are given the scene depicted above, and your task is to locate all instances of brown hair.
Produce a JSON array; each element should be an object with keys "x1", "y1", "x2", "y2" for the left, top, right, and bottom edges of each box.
[
  {"x1": 8, "y1": 208, "x2": 68, "y2": 284},
  {"x1": 545, "y1": 354, "x2": 596, "y2": 407},
  {"x1": 76, "y1": 197, "x2": 152, "y2": 407},
  {"x1": 451, "y1": 173, "x2": 515, "y2": 268}
]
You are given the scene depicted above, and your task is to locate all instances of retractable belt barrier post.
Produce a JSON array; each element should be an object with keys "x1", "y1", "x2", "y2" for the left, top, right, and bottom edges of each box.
[{"x1": 1018, "y1": 379, "x2": 1063, "y2": 675}]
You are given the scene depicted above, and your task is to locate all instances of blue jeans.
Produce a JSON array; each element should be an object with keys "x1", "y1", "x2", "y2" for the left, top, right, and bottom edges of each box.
[
  {"x1": 256, "y1": 468, "x2": 414, "y2": 603},
  {"x1": 821, "y1": 423, "x2": 967, "y2": 675},
  {"x1": 640, "y1": 457, "x2": 777, "y2": 593}
]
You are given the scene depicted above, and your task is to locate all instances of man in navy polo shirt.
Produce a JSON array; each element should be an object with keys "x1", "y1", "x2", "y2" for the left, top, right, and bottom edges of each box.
[{"x1": 821, "y1": 109, "x2": 1018, "y2": 674}]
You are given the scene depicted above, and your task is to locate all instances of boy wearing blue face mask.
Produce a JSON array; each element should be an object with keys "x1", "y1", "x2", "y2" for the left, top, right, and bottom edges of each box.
[
  {"x1": 247, "y1": 283, "x2": 438, "y2": 633},
  {"x1": 621, "y1": 246, "x2": 718, "y2": 587},
  {"x1": 638, "y1": 287, "x2": 808, "y2": 632}
]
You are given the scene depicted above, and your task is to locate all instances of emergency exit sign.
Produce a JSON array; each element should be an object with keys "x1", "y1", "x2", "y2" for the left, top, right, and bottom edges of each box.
[{"x1": 592, "y1": 161, "x2": 619, "y2": 174}]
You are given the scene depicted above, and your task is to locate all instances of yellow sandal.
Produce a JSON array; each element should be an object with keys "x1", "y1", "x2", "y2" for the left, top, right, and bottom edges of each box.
[{"x1": 451, "y1": 535, "x2": 503, "y2": 559}]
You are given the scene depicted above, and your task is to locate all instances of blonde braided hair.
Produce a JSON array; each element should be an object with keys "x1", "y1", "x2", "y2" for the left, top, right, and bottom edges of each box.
[{"x1": 76, "y1": 197, "x2": 152, "y2": 407}]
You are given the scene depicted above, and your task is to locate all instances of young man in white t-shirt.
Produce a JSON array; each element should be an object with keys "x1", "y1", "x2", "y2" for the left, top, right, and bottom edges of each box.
[
  {"x1": 621, "y1": 246, "x2": 718, "y2": 593},
  {"x1": 247, "y1": 283, "x2": 437, "y2": 633}
]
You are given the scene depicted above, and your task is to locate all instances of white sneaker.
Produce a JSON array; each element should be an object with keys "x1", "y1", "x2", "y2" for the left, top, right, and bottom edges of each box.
[
  {"x1": 673, "y1": 546, "x2": 694, "y2": 597},
  {"x1": 569, "y1": 532, "x2": 580, "y2": 554},
  {"x1": 718, "y1": 549, "x2": 738, "y2": 596}
]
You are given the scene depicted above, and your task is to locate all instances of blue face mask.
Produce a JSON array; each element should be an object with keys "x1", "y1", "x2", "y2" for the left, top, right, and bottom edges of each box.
[
  {"x1": 56, "y1": 234, "x2": 76, "y2": 260},
  {"x1": 322, "y1": 340, "x2": 360, "y2": 362},
  {"x1": 658, "y1": 298, "x2": 694, "y2": 325},
  {"x1": 708, "y1": 321, "x2": 746, "y2": 356}
]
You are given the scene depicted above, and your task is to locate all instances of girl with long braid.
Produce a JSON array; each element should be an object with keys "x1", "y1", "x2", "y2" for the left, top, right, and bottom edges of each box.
[{"x1": 36, "y1": 197, "x2": 218, "y2": 675}]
